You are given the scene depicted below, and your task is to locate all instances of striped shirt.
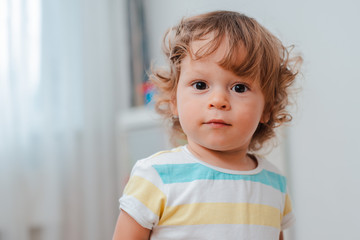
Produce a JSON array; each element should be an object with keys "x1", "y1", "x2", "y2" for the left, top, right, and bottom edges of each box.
[{"x1": 119, "y1": 145, "x2": 295, "y2": 240}]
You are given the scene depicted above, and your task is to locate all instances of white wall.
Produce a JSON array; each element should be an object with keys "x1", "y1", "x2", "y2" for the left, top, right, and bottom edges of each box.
[
  {"x1": 143, "y1": 1, "x2": 360, "y2": 239},
  {"x1": 287, "y1": 1, "x2": 360, "y2": 239}
]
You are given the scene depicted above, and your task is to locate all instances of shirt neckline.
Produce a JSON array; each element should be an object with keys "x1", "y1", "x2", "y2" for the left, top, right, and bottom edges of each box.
[{"x1": 182, "y1": 145, "x2": 263, "y2": 175}]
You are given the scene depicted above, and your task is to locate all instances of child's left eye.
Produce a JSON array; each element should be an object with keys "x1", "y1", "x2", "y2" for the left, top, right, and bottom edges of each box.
[{"x1": 231, "y1": 84, "x2": 248, "y2": 93}]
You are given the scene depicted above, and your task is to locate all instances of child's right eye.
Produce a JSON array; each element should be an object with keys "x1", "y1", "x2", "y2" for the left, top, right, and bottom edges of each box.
[{"x1": 192, "y1": 81, "x2": 208, "y2": 90}]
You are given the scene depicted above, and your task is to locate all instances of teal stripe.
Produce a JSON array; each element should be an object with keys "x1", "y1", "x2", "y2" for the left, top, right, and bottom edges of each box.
[{"x1": 153, "y1": 163, "x2": 287, "y2": 193}]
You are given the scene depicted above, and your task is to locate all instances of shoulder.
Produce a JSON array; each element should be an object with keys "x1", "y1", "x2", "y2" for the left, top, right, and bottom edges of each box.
[
  {"x1": 258, "y1": 156, "x2": 286, "y2": 177},
  {"x1": 257, "y1": 157, "x2": 289, "y2": 194},
  {"x1": 135, "y1": 146, "x2": 186, "y2": 168},
  {"x1": 129, "y1": 146, "x2": 188, "y2": 181},
  {"x1": 120, "y1": 148, "x2": 188, "y2": 230}
]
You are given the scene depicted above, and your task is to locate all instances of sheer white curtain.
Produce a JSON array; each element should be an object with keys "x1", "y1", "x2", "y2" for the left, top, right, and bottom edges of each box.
[{"x1": 0, "y1": 0, "x2": 129, "y2": 239}]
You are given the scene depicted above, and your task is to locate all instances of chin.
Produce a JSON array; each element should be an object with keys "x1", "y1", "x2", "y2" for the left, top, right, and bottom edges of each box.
[{"x1": 202, "y1": 143, "x2": 239, "y2": 152}]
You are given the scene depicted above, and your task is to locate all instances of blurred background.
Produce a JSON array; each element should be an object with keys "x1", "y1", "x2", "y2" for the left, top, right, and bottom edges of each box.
[{"x1": 1, "y1": 0, "x2": 359, "y2": 239}]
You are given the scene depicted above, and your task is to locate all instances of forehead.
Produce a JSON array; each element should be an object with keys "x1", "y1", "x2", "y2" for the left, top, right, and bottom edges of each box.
[
  {"x1": 180, "y1": 38, "x2": 258, "y2": 86},
  {"x1": 188, "y1": 33, "x2": 248, "y2": 70}
]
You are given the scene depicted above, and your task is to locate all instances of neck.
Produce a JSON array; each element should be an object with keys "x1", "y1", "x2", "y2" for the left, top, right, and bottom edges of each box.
[{"x1": 186, "y1": 141, "x2": 257, "y2": 171}]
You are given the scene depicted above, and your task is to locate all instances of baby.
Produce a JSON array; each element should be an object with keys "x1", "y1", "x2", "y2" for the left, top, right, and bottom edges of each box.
[{"x1": 113, "y1": 10, "x2": 302, "y2": 240}]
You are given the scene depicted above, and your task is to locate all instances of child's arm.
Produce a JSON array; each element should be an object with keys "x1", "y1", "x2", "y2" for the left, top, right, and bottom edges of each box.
[{"x1": 113, "y1": 210, "x2": 151, "y2": 240}]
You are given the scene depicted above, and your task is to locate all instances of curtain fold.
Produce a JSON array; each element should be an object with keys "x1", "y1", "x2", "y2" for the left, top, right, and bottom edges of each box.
[{"x1": 0, "y1": 0, "x2": 128, "y2": 239}]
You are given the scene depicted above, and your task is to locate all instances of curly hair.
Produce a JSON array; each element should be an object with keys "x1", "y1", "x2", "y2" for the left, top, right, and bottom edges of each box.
[{"x1": 149, "y1": 10, "x2": 302, "y2": 151}]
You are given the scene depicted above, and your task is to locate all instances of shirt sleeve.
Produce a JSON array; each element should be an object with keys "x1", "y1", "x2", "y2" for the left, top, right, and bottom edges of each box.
[
  {"x1": 281, "y1": 192, "x2": 296, "y2": 230},
  {"x1": 119, "y1": 159, "x2": 167, "y2": 229}
]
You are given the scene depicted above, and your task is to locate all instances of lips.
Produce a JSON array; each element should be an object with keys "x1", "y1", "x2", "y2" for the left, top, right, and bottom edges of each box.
[{"x1": 204, "y1": 119, "x2": 231, "y2": 127}]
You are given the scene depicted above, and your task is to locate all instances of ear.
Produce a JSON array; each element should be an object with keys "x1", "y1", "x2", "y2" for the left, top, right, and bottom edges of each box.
[
  {"x1": 170, "y1": 97, "x2": 178, "y2": 117},
  {"x1": 260, "y1": 111, "x2": 270, "y2": 124}
]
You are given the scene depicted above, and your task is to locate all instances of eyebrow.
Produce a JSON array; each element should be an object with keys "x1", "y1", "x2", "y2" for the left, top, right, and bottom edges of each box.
[{"x1": 181, "y1": 64, "x2": 208, "y2": 78}]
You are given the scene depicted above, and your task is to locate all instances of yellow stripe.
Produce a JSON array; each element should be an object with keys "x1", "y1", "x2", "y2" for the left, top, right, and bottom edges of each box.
[
  {"x1": 150, "y1": 147, "x2": 182, "y2": 158},
  {"x1": 282, "y1": 194, "x2": 292, "y2": 217},
  {"x1": 159, "y1": 202, "x2": 281, "y2": 229},
  {"x1": 124, "y1": 176, "x2": 166, "y2": 217}
]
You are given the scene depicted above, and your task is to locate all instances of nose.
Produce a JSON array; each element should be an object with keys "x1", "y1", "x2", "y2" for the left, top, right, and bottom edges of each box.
[{"x1": 208, "y1": 90, "x2": 231, "y2": 110}]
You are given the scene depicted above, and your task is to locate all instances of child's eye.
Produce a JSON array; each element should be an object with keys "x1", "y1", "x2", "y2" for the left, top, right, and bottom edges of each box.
[
  {"x1": 192, "y1": 81, "x2": 208, "y2": 90},
  {"x1": 231, "y1": 84, "x2": 248, "y2": 93}
]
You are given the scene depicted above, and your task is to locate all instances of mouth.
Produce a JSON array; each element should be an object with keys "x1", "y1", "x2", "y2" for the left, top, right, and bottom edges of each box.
[{"x1": 204, "y1": 119, "x2": 231, "y2": 127}]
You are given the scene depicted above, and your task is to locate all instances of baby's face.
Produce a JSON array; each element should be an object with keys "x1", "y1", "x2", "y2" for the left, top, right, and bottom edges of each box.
[{"x1": 172, "y1": 38, "x2": 266, "y2": 153}]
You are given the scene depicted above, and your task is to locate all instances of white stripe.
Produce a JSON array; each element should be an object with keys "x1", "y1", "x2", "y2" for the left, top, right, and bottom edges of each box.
[
  {"x1": 151, "y1": 224, "x2": 280, "y2": 240},
  {"x1": 131, "y1": 159, "x2": 166, "y2": 192},
  {"x1": 281, "y1": 211, "x2": 296, "y2": 230},
  {"x1": 120, "y1": 195, "x2": 158, "y2": 229},
  {"x1": 166, "y1": 179, "x2": 286, "y2": 210}
]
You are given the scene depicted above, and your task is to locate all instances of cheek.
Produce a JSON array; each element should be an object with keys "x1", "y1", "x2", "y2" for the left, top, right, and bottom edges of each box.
[
  {"x1": 251, "y1": 95, "x2": 266, "y2": 119},
  {"x1": 177, "y1": 95, "x2": 201, "y2": 119},
  {"x1": 177, "y1": 101, "x2": 192, "y2": 120},
  {"x1": 240, "y1": 101, "x2": 265, "y2": 126},
  {"x1": 175, "y1": 89, "x2": 191, "y2": 116},
  {"x1": 176, "y1": 98, "x2": 198, "y2": 131}
]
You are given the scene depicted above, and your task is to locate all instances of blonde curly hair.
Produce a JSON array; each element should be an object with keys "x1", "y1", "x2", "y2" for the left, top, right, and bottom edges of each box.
[{"x1": 149, "y1": 10, "x2": 302, "y2": 151}]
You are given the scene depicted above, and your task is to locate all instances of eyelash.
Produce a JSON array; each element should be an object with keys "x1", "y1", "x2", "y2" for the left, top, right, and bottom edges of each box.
[
  {"x1": 191, "y1": 81, "x2": 208, "y2": 90},
  {"x1": 191, "y1": 81, "x2": 249, "y2": 93},
  {"x1": 231, "y1": 83, "x2": 249, "y2": 93}
]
